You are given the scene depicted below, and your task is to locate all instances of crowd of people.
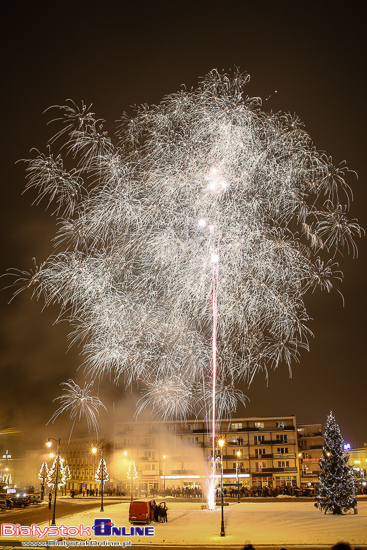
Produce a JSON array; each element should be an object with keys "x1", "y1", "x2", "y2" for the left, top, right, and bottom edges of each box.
[
  {"x1": 68, "y1": 482, "x2": 366, "y2": 499},
  {"x1": 152, "y1": 500, "x2": 168, "y2": 522},
  {"x1": 161, "y1": 484, "x2": 305, "y2": 498}
]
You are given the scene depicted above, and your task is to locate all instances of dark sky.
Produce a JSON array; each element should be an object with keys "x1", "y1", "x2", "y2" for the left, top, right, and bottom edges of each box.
[{"x1": 1, "y1": 1, "x2": 366, "y2": 451}]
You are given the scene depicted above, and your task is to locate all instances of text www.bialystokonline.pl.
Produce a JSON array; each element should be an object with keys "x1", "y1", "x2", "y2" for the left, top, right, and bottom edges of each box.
[{"x1": 20, "y1": 541, "x2": 132, "y2": 547}]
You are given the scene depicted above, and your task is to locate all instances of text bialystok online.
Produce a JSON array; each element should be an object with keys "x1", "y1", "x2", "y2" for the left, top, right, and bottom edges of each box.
[{"x1": 1, "y1": 520, "x2": 155, "y2": 540}]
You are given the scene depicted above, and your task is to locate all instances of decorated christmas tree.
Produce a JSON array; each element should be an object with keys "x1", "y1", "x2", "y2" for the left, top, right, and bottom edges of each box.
[
  {"x1": 315, "y1": 411, "x2": 356, "y2": 514},
  {"x1": 46, "y1": 455, "x2": 66, "y2": 491},
  {"x1": 63, "y1": 464, "x2": 71, "y2": 482},
  {"x1": 4, "y1": 472, "x2": 12, "y2": 486},
  {"x1": 38, "y1": 461, "x2": 49, "y2": 482},
  {"x1": 127, "y1": 459, "x2": 138, "y2": 501},
  {"x1": 38, "y1": 461, "x2": 49, "y2": 498},
  {"x1": 127, "y1": 460, "x2": 138, "y2": 482},
  {"x1": 95, "y1": 458, "x2": 109, "y2": 485},
  {"x1": 63, "y1": 464, "x2": 71, "y2": 490}
]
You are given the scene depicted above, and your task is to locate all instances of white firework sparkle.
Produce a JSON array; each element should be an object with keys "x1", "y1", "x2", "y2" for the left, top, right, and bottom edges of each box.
[
  {"x1": 48, "y1": 379, "x2": 107, "y2": 438},
  {"x1": 9, "y1": 69, "x2": 363, "y2": 425}
]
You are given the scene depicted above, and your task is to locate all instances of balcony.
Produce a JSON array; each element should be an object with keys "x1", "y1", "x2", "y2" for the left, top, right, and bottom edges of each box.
[
  {"x1": 171, "y1": 469, "x2": 197, "y2": 476},
  {"x1": 222, "y1": 468, "x2": 250, "y2": 475},
  {"x1": 230, "y1": 425, "x2": 296, "y2": 433},
  {"x1": 250, "y1": 454, "x2": 273, "y2": 459},
  {"x1": 251, "y1": 466, "x2": 298, "y2": 474},
  {"x1": 250, "y1": 439, "x2": 297, "y2": 445},
  {"x1": 273, "y1": 453, "x2": 296, "y2": 459},
  {"x1": 227, "y1": 440, "x2": 245, "y2": 446}
]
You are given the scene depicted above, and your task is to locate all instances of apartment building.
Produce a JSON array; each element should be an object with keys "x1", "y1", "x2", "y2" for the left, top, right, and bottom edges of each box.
[
  {"x1": 111, "y1": 415, "x2": 301, "y2": 495},
  {"x1": 58, "y1": 437, "x2": 112, "y2": 494},
  {"x1": 296, "y1": 423, "x2": 323, "y2": 487},
  {"x1": 348, "y1": 443, "x2": 367, "y2": 481}
]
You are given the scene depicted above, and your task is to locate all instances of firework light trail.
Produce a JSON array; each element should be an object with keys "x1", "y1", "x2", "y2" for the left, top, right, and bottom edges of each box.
[
  {"x1": 7, "y1": 70, "x2": 363, "y2": 502},
  {"x1": 47, "y1": 379, "x2": 107, "y2": 441}
]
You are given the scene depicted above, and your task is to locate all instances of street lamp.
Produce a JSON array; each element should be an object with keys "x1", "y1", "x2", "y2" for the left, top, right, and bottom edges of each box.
[
  {"x1": 163, "y1": 455, "x2": 167, "y2": 495},
  {"x1": 218, "y1": 438, "x2": 225, "y2": 537},
  {"x1": 236, "y1": 450, "x2": 241, "y2": 503},
  {"x1": 46, "y1": 438, "x2": 61, "y2": 526}
]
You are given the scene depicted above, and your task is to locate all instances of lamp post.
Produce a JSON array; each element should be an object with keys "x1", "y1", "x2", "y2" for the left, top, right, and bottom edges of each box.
[
  {"x1": 38, "y1": 458, "x2": 48, "y2": 501},
  {"x1": 46, "y1": 438, "x2": 61, "y2": 526},
  {"x1": 92, "y1": 445, "x2": 106, "y2": 512},
  {"x1": 123, "y1": 451, "x2": 128, "y2": 496},
  {"x1": 236, "y1": 450, "x2": 241, "y2": 503},
  {"x1": 218, "y1": 439, "x2": 225, "y2": 537},
  {"x1": 100, "y1": 445, "x2": 104, "y2": 512},
  {"x1": 163, "y1": 455, "x2": 167, "y2": 496},
  {"x1": 127, "y1": 460, "x2": 138, "y2": 502}
]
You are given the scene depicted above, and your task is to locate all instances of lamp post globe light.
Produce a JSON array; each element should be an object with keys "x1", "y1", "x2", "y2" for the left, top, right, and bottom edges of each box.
[
  {"x1": 218, "y1": 438, "x2": 225, "y2": 537},
  {"x1": 46, "y1": 438, "x2": 61, "y2": 526}
]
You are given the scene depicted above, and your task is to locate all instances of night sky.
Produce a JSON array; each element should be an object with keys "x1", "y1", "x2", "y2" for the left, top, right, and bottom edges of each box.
[{"x1": 1, "y1": 1, "x2": 366, "y2": 451}]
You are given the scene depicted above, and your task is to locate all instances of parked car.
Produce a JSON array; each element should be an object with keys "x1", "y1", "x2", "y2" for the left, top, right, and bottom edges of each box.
[
  {"x1": 129, "y1": 500, "x2": 156, "y2": 524},
  {"x1": 28, "y1": 494, "x2": 42, "y2": 504},
  {"x1": 0, "y1": 498, "x2": 14, "y2": 510},
  {"x1": 11, "y1": 496, "x2": 30, "y2": 507}
]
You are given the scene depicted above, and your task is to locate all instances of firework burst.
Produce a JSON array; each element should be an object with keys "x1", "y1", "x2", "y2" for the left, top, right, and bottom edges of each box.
[
  {"x1": 48, "y1": 379, "x2": 106, "y2": 438},
  {"x1": 8, "y1": 69, "x2": 363, "y2": 424}
]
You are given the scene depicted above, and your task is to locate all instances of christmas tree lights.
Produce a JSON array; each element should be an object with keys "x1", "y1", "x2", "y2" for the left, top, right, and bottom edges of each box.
[
  {"x1": 127, "y1": 460, "x2": 138, "y2": 481},
  {"x1": 46, "y1": 455, "x2": 66, "y2": 490},
  {"x1": 315, "y1": 411, "x2": 356, "y2": 515},
  {"x1": 95, "y1": 457, "x2": 109, "y2": 485}
]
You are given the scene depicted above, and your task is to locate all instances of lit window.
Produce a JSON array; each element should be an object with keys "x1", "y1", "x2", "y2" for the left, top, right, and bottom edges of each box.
[
  {"x1": 276, "y1": 421, "x2": 287, "y2": 428},
  {"x1": 231, "y1": 422, "x2": 243, "y2": 430}
]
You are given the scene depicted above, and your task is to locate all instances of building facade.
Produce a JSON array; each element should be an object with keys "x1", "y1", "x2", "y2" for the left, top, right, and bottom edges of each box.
[
  {"x1": 348, "y1": 443, "x2": 367, "y2": 482},
  {"x1": 58, "y1": 437, "x2": 112, "y2": 494},
  {"x1": 24, "y1": 416, "x2": 327, "y2": 497},
  {"x1": 297, "y1": 423, "x2": 323, "y2": 487},
  {"x1": 111, "y1": 415, "x2": 302, "y2": 496}
]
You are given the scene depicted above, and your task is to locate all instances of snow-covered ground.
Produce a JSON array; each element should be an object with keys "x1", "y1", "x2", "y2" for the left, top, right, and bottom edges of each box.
[{"x1": 8, "y1": 499, "x2": 365, "y2": 547}]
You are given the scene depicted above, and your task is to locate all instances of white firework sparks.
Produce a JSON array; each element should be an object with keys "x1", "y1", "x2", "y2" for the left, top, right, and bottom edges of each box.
[
  {"x1": 48, "y1": 379, "x2": 107, "y2": 438},
  {"x1": 9, "y1": 69, "x2": 363, "y2": 424}
]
